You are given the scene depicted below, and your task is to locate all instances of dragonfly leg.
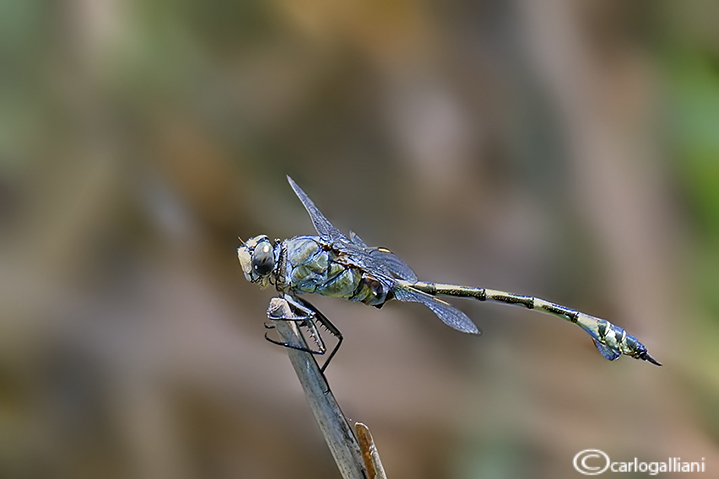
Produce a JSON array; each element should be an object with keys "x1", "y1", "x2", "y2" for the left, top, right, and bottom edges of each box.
[
  {"x1": 264, "y1": 329, "x2": 326, "y2": 355},
  {"x1": 295, "y1": 297, "x2": 344, "y2": 373},
  {"x1": 265, "y1": 296, "x2": 328, "y2": 357}
]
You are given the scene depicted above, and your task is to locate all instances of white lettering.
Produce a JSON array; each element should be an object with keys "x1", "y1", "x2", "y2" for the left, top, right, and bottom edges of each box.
[
  {"x1": 574, "y1": 450, "x2": 707, "y2": 475},
  {"x1": 581, "y1": 454, "x2": 601, "y2": 472}
]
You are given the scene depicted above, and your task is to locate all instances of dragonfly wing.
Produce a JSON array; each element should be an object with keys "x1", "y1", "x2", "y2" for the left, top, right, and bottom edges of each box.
[
  {"x1": 287, "y1": 176, "x2": 348, "y2": 241},
  {"x1": 349, "y1": 230, "x2": 418, "y2": 281},
  {"x1": 349, "y1": 230, "x2": 368, "y2": 247},
  {"x1": 393, "y1": 286, "x2": 480, "y2": 334},
  {"x1": 288, "y1": 177, "x2": 418, "y2": 282},
  {"x1": 368, "y1": 248, "x2": 418, "y2": 282}
]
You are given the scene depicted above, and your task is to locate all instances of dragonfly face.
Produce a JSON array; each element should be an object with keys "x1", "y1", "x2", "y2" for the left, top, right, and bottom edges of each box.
[{"x1": 238, "y1": 235, "x2": 276, "y2": 287}]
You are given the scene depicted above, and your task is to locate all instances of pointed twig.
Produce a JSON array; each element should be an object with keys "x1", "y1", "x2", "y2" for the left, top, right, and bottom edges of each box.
[
  {"x1": 267, "y1": 297, "x2": 373, "y2": 479},
  {"x1": 353, "y1": 421, "x2": 387, "y2": 479}
]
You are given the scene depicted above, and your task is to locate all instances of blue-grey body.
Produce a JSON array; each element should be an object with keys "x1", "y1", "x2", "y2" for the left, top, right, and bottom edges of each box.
[
  {"x1": 238, "y1": 176, "x2": 661, "y2": 367},
  {"x1": 278, "y1": 236, "x2": 390, "y2": 307}
]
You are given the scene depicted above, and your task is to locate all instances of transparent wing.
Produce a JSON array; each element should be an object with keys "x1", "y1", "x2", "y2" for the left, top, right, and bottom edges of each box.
[
  {"x1": 393, "y1": 286, "x2": 480, "y2": 334},
  {"x1": 367, "y1": 248, "x2": 418, "y2": 282},
  {"x1": 287, "y1": 176, "x2": 348, "y2": 242},
  {"x1": 349, "y1": 230, "x2": 367, "y2": 247},
  {"x1": 350, "y1": 231, "x2": 418, "y2": 282},
  {"x1": 289, "y1": 177, "x2": 419, "y2": 282}
]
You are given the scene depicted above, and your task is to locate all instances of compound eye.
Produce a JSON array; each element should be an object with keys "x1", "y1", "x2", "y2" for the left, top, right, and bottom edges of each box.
[{"x1": 252, "y1": 241, "x2": 274, "y2": 276}]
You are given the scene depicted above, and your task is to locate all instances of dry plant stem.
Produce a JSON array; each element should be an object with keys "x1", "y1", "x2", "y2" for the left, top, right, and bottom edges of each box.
[
  {"x1": 354, "y1": 422, "x2": 387, "y2": 479},
  {"x1": 269, "y1": 298, "x2": 368, "y2": 479}
]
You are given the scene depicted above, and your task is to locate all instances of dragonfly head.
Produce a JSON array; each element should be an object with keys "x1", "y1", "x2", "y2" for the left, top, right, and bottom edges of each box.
[{"x1": 237, "y1": 235, "x2": 276, "y2": 287}]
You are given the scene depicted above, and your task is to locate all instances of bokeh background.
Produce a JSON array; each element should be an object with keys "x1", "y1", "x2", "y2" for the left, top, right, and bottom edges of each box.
[{"x1": 2, "y1": 0, "x2": 719, "y2": 478}]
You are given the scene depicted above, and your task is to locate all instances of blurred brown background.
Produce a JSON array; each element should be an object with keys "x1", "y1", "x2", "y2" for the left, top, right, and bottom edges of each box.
[{"x1": 2, "y1": 0, "x2": 719, "y2": 478}]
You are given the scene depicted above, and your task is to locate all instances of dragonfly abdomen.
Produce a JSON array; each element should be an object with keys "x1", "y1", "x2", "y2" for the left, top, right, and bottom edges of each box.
[
  {"x1": 405, "y1": 280, "x2": 660, "y2": 365},
  {"x1": 410, "y1": 281, "x2": 487, "y2": 300},
  {"x1": 348, "y1": 275, "x2": 392, "y2": 307},
  {"x1": 411, "y1": 282, "x2": 581, "y2": 323}
]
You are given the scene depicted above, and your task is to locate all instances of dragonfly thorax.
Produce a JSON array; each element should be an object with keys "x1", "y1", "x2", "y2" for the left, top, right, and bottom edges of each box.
[{"x1": 238, "y1": 235, "x2": 278, "y2": 287}]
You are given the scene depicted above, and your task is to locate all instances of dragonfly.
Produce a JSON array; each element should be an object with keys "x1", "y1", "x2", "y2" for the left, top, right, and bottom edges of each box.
[{"x1": 238, "y1": 176, "x2": 661, "y2": 371}]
